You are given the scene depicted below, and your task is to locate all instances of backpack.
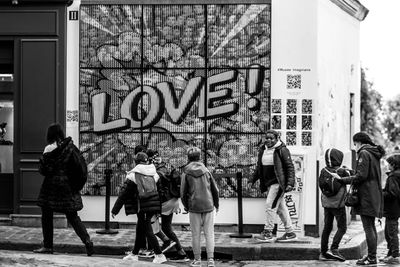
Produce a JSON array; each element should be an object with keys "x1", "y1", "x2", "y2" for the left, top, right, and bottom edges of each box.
[
  {"x1": 68, "y1": 148, "x2": 88, "y2": 191},
  {"x1": 168, "y1": 168, "x2": 181, "y2": 198},
  {"x1": 319, "y1": 168, "x2": 342, "y2": 197},
  {"x1": 135, "y1": 173, "x2": 159, "y2": 200}
]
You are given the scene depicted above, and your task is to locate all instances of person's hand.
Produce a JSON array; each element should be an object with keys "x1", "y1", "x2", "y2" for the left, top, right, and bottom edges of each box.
[
  {"x1": 174, "y1": 206, "x2": 181, "y2": 214},
  {"x1": 285, "y1": 185, "x2": 293, "y2": 192},
  {"x1": 111, "y1": 213, "x2": 116, "y2": 219},
  {"x1": 215, "y1": 208, "x2": 219, "y2": 216}
]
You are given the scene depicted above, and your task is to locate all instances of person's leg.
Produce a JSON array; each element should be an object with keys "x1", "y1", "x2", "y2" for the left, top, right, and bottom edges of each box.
[
  {"x1": 132, "y1": 212, "x2": 147, "y2": 255},
  {"x1": 320, "y1": 208, "x2": 334, "y2": 254},
  {"x1": 42, "y1": 207, "x2": 54, "y2": 249},
  {"x1": 202, "y1": 211, "x2": 215, "y2": 260},
  {"x1": 360, "y1": 215, "x2": 377, "y2": 260},
  {"x1": 386, "y1": 218, "x2": 399, "y2": 258},
  {"x1": 189, "y1": 212, "x2": 202, "y2": 261},
  {"x1": 161, "y1": 213, "x2": 184, "y2": 253},
  {"x1": 142, "y1": 212, "x2": 162, "y2": 255},
  {"x1": 65, "y1": 211, "x2": 91, "y2": 244},
  {"x1": 385, "y1": 219, "x2": 392, "y2": 257},
  {"x1": 264, "y1": 184, "x2": 281, "y2": 232},
  {"x1": 330, "y1": 207, "x2": 347, "y2": 250},
  {"x1": 275, "y1": 192, "x2": 294, "y2": 234}
]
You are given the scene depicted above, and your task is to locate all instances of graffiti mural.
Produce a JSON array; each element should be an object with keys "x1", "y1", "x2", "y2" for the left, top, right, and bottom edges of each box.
[{"x1": 79, "y1": 4, "x2": 271, "y2": 196}]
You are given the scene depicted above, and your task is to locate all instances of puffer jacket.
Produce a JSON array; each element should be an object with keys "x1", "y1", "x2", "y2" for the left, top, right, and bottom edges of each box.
[
  {"x1": 251, "y1": 141, "x2": 295, "y2": 193},
  {"x1": 342, "y1": 144, "x2": 385, "y2": 218},
  {"x1": 383, "y1": 169, "x2": 400, "y2": 218},
  {"x1": 111, "y1": 179, "x2": 139, "y2": 215},
  {"x1": 37, "y1": 137, "x2": 83, "y2": 212},
  {"x1": 181, "y1": 161, "x2": 219, "y2": 213},
  {"x1": 320, "y1": 148, "x2": 351, "y2": 208}
]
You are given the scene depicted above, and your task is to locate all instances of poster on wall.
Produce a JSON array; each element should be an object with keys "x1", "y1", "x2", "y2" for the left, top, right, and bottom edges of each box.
[{"x1": 78, "y1": 4, "x2": 271, "y2": 196}]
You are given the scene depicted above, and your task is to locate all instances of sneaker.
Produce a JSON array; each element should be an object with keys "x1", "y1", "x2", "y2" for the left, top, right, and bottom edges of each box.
[
  {"x1": 383, "y1": 256, "x2": 400, "y2": 264},
  {"x1": 161, "y1": 240, "x2": 177, "y2": 253},
  {"x1": 327, "y1": 249, "x2": 346, "y2": 262},
  {"x1": 190, "y1": 259, "x2": 202, "y2": 267},
  {"x1": 379, "y1": 255, "x2": 392, "y2": 262},
  {"x1": 123, "y1": 252, "x2": 138, "y2": 261},
  {"x1": 85, "y1": 241, "x2": 94, "y2": 256},
  {"x1": 33, "y1": 247, "x2": 53, "y2": 254},
  {"x1": 153, "y1": 253, "x2": 167, "y2": 264},
  {"x1": 356, "y1": 255, "x2": 377, "y2": 265},
  {"x1": 256, "y1": 229, "x2": 274, "y2": 242},
  {"x1": 275, "y1": 232, "x2": 297, "y2": 242},
  {"x1": 138, "y1": 249, "x2": 155, "y2": 258},
  {"x1": 208, "y1": 258, "x2": 215, "y2": 267},
  {"x1": 319, "y1": 252, "x2": 335, "y2": 261},
  {"x1": 169, "y1": 254, "x2": 190, "y2": 262}
]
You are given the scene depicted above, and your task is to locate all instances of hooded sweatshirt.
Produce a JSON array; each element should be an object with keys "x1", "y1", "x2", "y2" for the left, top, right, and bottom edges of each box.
[
  {"x1": 383, "y1": 169, "x2": 400, "y2": 218},
  {"x1": 181, "y1": 161, "x2": 219, "y2": 213},
  {"x1": 320, "y1": 148, "x2": 350, "y2": 208}
]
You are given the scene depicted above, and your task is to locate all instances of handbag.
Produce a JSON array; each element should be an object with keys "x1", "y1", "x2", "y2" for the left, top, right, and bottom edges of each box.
[{"x1": 344, "y1": 182, "x2": 359, "y2": 207}]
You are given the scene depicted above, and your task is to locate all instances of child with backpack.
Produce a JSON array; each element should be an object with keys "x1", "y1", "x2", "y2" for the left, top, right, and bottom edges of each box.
[
  {"x1": 318, "y1": 148, "x2": 352, "y2": 262},
  {"x1": 147, "y1": 149, "x2": 189, "y2": 262},
  {"x1": 381, "y1": 154, "x2": 400, "y2": 264},
  {"x1": 181, "y1": 147, "x2": 219, "y2": 267},
  {"x1": 111, "y1": 152, "x2": 167, "y2": 264}
]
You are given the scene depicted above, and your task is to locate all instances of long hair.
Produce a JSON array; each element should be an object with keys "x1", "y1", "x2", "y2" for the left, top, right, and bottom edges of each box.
[
  {"x1": 353, "y1": 132, "x2": 374, "y2": 146},
  {"x1": 46, "y1": 123, "x2": 65, "y2": 144}
]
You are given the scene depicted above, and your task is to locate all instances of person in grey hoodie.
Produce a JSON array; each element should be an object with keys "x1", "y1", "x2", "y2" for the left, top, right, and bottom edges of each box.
[{"x1": 180, "y1": 147, "x2": 219, "y2": 267}]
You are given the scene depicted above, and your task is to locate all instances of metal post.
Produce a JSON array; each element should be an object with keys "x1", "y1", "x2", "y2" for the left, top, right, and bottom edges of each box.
[
  {"x1": 96, "y1": 169, "x2": 118, "y2": 234},
  {"x1": 229, "y1": 171, "x2": 252, "y2": 238}
]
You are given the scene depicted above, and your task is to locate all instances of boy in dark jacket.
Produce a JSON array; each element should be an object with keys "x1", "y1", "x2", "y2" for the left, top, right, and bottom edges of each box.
[
  {"x1": 381, "y1": 154, "x2": 400, "y2": 264},
  {"x1": 319, "y1": 148, "x2": 351, "y2": 262},
  {"x1": 181, "y1": 147, "x2": 219, "y2": 267}
]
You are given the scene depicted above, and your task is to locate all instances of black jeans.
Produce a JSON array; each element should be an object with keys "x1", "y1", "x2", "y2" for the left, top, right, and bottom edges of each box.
[
  {"x1": 384, "y1": 217, "x2": 399, "y2": 257},
  {"x1": 361, "y1": 215, "x2": 378, "y2": 259},
  {"x1": 162, "y1": 213, "x2": 183, "y2": 251},
  {"x1": 133, "y1": 212, "x2": 162, "y2": 255},
  {"x1": 320, "y1": 207, "x2": 347, "y2": 253},
  {"x1": 41, "y1": 207, "x2": 90, "y2": 248}
]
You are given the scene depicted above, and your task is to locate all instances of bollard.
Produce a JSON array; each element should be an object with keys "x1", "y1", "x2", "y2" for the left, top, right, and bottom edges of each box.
[
  {"x1": 96, "y1": 169, "x2": 118, "y2": 235},
  {"x1": 229, "y1": 172, "x2": 252, "y2": 238}
]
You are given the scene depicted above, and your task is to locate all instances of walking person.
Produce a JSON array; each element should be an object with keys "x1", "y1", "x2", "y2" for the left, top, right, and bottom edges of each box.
[
  {"x1": 340, "y1": 132, "x2": 385, "y2": 265},
  {"x1": 111, "y1": 152, "x2": 167, "y2": 264},
  {"x1": 147, "y1": 149, "x2": 189, "y2": 262},
  {"x1": 34, "y1": 123, "x2": 93, "y2": 256},
  {"x1": 318, "y1": 148, "x2": 352, "y2": 261},
  {"x1": 380, "y1": 154, "x2": 400, "y2": 264},
  {"x1": 181, "y1": 147, "x2": 219, "y2": 267},
  {"x1": 248, "y1": 129, "x2": 297, "y2": 242}
]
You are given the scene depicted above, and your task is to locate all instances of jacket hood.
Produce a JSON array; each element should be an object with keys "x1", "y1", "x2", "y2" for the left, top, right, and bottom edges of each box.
[
  {"x1": 185, "y1": 161, "x2": 209, "y2": 177},
  {"x1": 387, "y1": 169, "x2": 400, "y2": 179},
  {"x1": 43, "y1": 137, "x2": 73, "y2": 160},
  {"x1": 325, "y1": 148, "x2": 344, "y2": 168},
  {"x1": 126, "y1": 164, "x2": 159, "y2": 183},
  {"x1": 359, "y1": 144, "x2": 385, "y2": 160}
]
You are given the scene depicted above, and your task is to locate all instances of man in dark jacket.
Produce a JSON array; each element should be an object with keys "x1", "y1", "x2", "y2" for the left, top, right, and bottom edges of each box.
[
  {"x1": 181, "y1": 147, "x2": 219, "y2": 267},
  {"x1": 248, "y1": 130, "x2": 297, "y2": 243},
  {"x1": 341, "y1": 132, "x2": 385, "y2": 265},
  {"x1": 381, "y1": 154, "x2": 400, "y2": 264}
]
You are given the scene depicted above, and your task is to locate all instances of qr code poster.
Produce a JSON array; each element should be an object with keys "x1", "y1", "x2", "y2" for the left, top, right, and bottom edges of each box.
[{"x1": 287, "y1": 74, "x2": 302, "y2": 90}]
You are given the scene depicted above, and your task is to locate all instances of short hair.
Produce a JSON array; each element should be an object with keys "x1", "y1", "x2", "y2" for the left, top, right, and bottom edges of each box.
[
  {"x1": 387, "y1": 154, "x2": 400, "y2": 170},
  {"x1": 265, "y1": 129, "x2": 280, "y2": 139},
  {"x1": 187, "y1": 147, "x2": 201, "y2": 162},
  {"x1": 46, "y1": 123, "x2": 65, "y2": 144},
  {"x1": 353, "y1": 132, "x2": 374, "y2": 146},
  {"x1": 135, "y1": 152, "x2": 148, "y2": 164},
  {"x1": 134, "y1": 145, "x2": 147, "y2": 155},
  {"x1": 146, "y1": 149, "x2": 159, "y2": 158}
]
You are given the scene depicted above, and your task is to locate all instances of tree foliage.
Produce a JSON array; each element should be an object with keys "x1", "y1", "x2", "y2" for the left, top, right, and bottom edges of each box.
[{"x1": 381, "y1": 95, "x2": 400, "y2": 145}]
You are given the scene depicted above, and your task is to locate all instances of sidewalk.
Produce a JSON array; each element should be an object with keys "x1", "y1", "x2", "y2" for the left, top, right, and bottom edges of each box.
[{"x1": 0, "y1": 220, "x2": 384, "y2": 261}]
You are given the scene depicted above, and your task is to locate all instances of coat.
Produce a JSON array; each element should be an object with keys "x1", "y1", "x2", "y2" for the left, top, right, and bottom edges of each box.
[
  {"x1": 383, "y1": 169, "x2": 400, "y2": 218},
  {"x1": 111, "y1": 179, "x2": 139, "y2": 216},
  {"x1": 181, "y1": 161, "x2": 219, "y2": 213},
  {"x1": 343, "y1": 144, "x2": 385, "y2": 218},
  {"x1": 37, "y1": 137, "x2": 83, "y2": 212},
  {"x1": 251, "y1": 141, "x2": 295, "y2": 193}
]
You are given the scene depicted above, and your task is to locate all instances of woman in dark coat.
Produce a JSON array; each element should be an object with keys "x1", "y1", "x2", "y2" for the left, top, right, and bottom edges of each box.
[
  {"x1": 341, "y1": 132, "x2": 385, "y2": 265},
  {"x1": 34, "y1": 123, "x2": 93, "y2": 256}
]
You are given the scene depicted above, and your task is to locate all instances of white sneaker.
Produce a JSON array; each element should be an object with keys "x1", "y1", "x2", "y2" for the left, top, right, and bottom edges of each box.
[
  {"x1": 153, "y1": 253, "x2": 167, "y2": 264},
  {"x1": 123, "y1": 252, "x2": 138, "y2": 261}
]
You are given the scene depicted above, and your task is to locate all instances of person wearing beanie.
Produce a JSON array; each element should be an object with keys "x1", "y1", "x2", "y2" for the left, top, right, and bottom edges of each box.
[
  {"x1": 380, "y1": 154, "x2": 400, "y2": 264},
  {"x1": 340, "y1": 132, "x2": 386, "y2": 265}
]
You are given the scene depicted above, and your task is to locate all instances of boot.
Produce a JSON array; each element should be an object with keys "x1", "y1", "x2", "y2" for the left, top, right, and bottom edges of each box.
[{"x1": 85, "y1": 241, "x2": 94, "y2": 256}]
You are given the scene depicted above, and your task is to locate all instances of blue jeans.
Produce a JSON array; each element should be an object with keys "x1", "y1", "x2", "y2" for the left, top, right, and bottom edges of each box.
[
  {"x1": 361, "y1": 215, "x2": 377, "y2": 259},
  {"x1": 133, "y1": 211, "x2": 162, "y2": 255},
  {"x1": 321, "y1": 207, "x2": 347, "y2": 253}
]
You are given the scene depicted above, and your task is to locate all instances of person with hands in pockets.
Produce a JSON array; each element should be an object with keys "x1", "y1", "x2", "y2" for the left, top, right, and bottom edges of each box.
[
  {"x1": 247, "y1": 129, "x2": 297, "y2": 243},
  {"x1": 180, "y1": 147, "x2": 219, "y2": 267}
]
